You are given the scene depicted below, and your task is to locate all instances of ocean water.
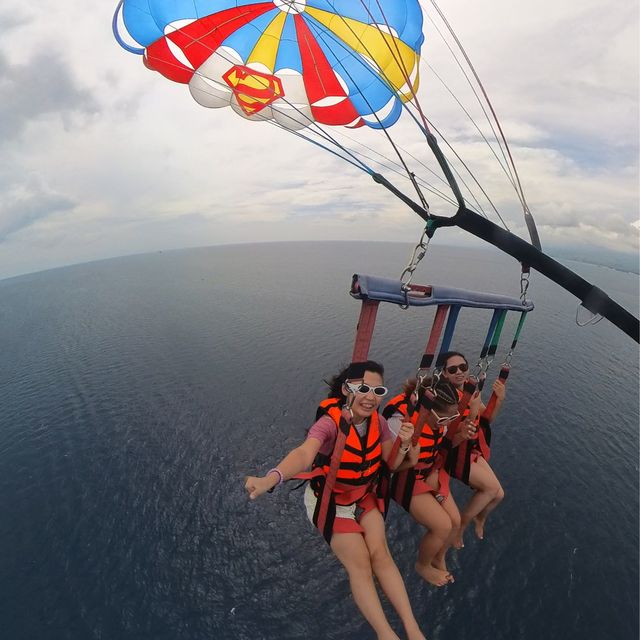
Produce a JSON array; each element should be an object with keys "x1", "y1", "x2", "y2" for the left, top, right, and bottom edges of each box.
[{"x1": 0, "y1": 241, "x2": 637, "y2": 640}]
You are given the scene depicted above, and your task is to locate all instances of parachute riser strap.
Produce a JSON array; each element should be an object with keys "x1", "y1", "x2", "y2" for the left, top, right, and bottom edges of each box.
[
  {"x1": 477, "y1": 309, "x2": 507, "y2": 390},
  {"x1": 351, "y1": 300, "x2": 380, "y2": 363},
  {"x1": 433, "y1": 305, "x2": 461, "y2": 379},
  {"x1": 415, "y1": 304, "x2": 450, "y2": 386},
  {"x1": 505, "y1": 311, "x2": 528, "y2": 365},
  {"x1": 316, "y1": 408, "x2": 352, "y2": 541}
]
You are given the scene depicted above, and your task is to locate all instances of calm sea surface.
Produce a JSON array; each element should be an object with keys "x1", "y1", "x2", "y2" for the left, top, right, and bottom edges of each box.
[{"x1": 0, "y1": 242, "x2": 638, "y2": 640}]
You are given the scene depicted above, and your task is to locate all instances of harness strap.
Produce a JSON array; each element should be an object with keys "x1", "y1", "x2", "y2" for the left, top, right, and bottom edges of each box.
[{"x1": 315, "y1": 409, "x2": 352, "y2": 543}]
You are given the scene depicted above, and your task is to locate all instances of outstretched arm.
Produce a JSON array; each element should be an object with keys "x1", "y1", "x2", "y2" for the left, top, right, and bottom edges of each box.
[{"x1": 245, "y1": 437, "x2": 322, "y2": 500}]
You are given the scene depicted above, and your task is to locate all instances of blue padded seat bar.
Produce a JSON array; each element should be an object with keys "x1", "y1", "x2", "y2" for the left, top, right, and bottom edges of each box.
[{"x1": 350, "y1": 274, "x2": 534, "y2": 312}]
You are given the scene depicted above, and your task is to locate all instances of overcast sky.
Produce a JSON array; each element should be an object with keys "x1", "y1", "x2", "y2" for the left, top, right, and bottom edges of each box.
[{"x1": 0, "y1": 0, "x2": 638, "y2": 280}]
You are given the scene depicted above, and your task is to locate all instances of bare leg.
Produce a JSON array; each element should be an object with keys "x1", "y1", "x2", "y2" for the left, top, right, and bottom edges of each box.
[
  {"x1": 456, "y1": 457, "x2": 502, "y2": 545},
  {"x1": 474, "y1": 485, "x2": 505, "y2": 539},
  {"x1": 360, "y1": 509, "x2": 427, "y2": 640},
  {"x1": 331, "y1": 531, "x2": 400, "y2": 640},
  {"x1": 409, "y1": 492, "x2": 452, "y2": 587},
  {"x1": 432, "y1": 494, "x2": 461, "y2": 577}
]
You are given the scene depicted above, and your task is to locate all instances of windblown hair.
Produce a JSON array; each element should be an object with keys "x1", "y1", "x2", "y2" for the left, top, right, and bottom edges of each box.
[
  {"x1": 325, "y1": 360, "x2": 385, "y2": 404},
  {"x1": 402, "y1": 376, "x2": 458, "y2": 412}
]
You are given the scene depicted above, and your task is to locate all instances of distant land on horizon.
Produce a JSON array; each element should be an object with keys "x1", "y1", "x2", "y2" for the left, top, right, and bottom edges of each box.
[
  {"x1": 0, "y1": 240, "x2": 638, "y2": 284},
  {"x1": 547, "y1": 245, "x2": 639, "y2": 275}
]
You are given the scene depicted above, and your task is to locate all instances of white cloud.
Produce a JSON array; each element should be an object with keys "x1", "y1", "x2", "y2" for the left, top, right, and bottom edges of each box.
[{"x1": 0, "y1": 0, "x2": 637, "y2": 279}]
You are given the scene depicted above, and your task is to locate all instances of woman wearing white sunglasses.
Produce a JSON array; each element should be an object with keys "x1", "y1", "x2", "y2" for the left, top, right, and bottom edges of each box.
[
  {"x1": 384, "y1": 377, "x2": 465, "y2": 587},
  {"x1": 439, "y1": 351, "x2": 506, "y2": 547},
  {"x1": 245, "y1": 361, "x2": 426, "y2": 640}
]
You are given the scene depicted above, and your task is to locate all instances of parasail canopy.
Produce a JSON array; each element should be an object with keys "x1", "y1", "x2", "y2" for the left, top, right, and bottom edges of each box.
[{"x1": 114, "y1": 0, "x2": 424, "y2": 131}]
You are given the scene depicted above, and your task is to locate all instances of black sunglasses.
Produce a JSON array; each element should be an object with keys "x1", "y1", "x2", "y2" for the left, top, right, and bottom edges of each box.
[{"x1": 446, "y1": 363, "x2": 469, "y2": 375}]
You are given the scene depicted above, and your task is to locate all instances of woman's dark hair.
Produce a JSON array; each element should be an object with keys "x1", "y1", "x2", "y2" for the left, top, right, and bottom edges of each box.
[
  {"x1": 326, "y1": 360, "x2": 385, "y2": 403},
  {"x1": 401, "y1": 376, "x2": 458, "y2": 412},
  {"x1": 437, "y1": 350, "x2": 468, "y2": 369},
  {"x1": 431, "y1": 378, "x2": 459, "y2": 411}
]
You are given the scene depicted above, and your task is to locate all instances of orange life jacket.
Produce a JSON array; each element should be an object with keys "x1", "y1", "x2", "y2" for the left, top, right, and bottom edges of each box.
[
  {"x1": 383, "y1": 393, "x2": 445, "y2": 472},
  {"x1": 313, "y1": 398, "x2": 382, "y2": 503}
]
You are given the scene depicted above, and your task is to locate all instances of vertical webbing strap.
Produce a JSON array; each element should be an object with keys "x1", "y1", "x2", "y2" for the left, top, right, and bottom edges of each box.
[
  {"x1": 480, "y1": 309, "x2": 502, "y2": 359},
  {"x1": 487, "y1": 310, "x2": 508, "y2": 359},
  {"x1": 510, "y1": 311, "x2": 528, "y2": 351},
  {"x1": 351, "y1": 300, "x2": 380, "y2": 363},
  {"x1": 437, "y1": 305, "x2": 461, "y2": 364},
  {"x1": 418, "y1": 304, "x2": 450, "y2": 370}
]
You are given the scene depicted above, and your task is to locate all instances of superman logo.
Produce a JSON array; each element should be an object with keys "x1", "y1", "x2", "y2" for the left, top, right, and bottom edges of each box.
[{"x1": 222, "y1": 65, "x2": 285, "y2": 115}]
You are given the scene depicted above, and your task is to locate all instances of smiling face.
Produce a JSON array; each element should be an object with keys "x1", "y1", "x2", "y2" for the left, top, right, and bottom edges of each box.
[
  {"x1": 441, "y1": 354, "x2": 469, "y2": 389},
  {"x1": 343, "y1": 370, "x2": 385, "y2": 423}
]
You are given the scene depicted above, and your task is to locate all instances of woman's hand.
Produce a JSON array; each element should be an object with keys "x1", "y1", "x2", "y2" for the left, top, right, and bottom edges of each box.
[
  {"x1": 398, "y1": 420, "x2": 415, "y2": 447},
  {"x1": 244, "y1": 474, "x2": 277, "y2": 500},
  {"x1": 461, "y1": 418, "x2": 477, "y2": 440},
  {"x1": 469, "y1": 390, "x2": 482, "y2": 414},
  {"x1": 492, "y1": 380, "x2": 506, "y2": 400}
]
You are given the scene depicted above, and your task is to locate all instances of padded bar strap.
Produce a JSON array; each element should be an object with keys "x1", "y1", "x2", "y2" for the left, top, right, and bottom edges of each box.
[
  {"x1": 351, "y1": 274, "x2": 534, "y2": 312},
  {"x1": 351, "y1": 300, "x2": 380, "y2": 363}
]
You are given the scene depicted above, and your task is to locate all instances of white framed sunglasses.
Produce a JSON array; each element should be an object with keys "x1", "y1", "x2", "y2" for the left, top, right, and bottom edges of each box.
[
  {"x1": 345, "y1": 382, "x2": 389, "y2": 397},
  {"x1": 431, "y1": 409, "x2": 460, "y2": 425}
]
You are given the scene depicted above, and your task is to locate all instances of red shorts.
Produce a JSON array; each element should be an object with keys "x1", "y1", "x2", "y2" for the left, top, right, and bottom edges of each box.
[{"x1": 304, "y1": 486, "x2": 379, "y2": 535}]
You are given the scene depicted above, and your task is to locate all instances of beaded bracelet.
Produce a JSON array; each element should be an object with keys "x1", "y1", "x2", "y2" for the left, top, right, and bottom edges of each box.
[{"x1": 267, "y1": 468, "x2": 284, "y2": 493}]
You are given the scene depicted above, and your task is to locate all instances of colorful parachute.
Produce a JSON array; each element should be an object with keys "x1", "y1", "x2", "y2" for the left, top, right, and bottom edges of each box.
[{"x1": 114, "y1": 0, "x2": 424, "y2": 130}]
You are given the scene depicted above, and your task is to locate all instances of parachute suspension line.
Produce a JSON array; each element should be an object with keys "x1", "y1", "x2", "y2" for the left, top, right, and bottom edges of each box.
[
  {"x1": 323, "y1": 0, "x2": 486, "y2": 218},
  {"x1": 424, "y1": 60, "x2": 521, "y2": 198},
  {"x1": 423, "y1": 14, "x2": 519, "y2": 197},
  {"x1": 271, "y1": 122, "x2": 373, "y2": 174},
  {"x1": 423, "y1": 119, "x2": 511, "y2": 229},
  {"x1": 344, "y1": 1, "x2": 495, "y2": 218},
  {"x1": 306, "y1": 18, "x2": 430, "y2": 211},
  {"x1": 145, "y1": 31, "x2": 374, "y2": 176},
  {"x1": 427, "y1": 0, "x2": 541, "y2": 249},
  {"x1": 307, "y1": 122, "x2": 460, "y2": 208}
]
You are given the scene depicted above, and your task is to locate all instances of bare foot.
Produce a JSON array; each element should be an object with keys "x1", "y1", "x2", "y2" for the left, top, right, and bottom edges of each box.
[
  {"x1": 415, "y1": 561, "x2": 451, "y2": 587},
  {"x1": 407, "y1": 631, "x2": 427, "y2": 640},
  {"x1": 431, "y1": 555, "x2": 447, "y2": 572},
  {"x1": 473, "y1": 517, "x2": 485, "y2": 540}
]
